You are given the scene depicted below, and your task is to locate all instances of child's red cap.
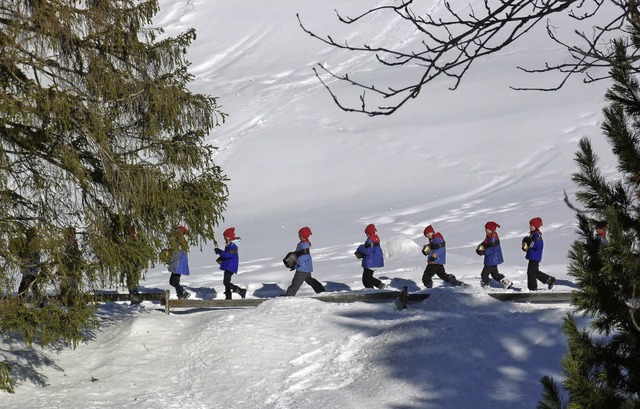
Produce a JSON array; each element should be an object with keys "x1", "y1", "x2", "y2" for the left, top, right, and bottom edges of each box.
[
  {"x1": 365, "y1": 224, "x2": 377, "y2": 236},
  {"x1": 223, "y1": 227, "x2": 238, "y2": 240},
  {"x1": 485, "y1": 221, "x2": 500, "y2": 232},
  {"x1": 298, "y1": 226, "x2": 312, "y2": 239},
  {"x1": 529, "y1": 217, "x2": 543, "y2": 229}
]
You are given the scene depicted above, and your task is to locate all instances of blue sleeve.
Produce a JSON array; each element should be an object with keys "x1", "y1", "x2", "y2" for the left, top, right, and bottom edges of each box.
[{"x1": 358, "y1": 239, "x2": 374, "y2": 256}]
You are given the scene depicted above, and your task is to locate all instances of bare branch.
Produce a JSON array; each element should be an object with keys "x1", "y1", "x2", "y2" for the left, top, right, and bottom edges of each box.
[{"x1": 300, "y1": 0, "x2": 634, "y2": 115}]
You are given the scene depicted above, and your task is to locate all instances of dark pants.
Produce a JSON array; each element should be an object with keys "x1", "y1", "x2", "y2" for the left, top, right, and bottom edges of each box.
[
  {"x1": 422, "y1": 264, "x2": 455, "y2": 288},
  {"x1": 18, "y1": 274, "x2": 40, "y2": 298},
  {"x1": 527, "y1": 260, "x2": 552, "y2": 291},
  {"x1": 123, "y1": 268, "x2": 141, "y2": 294},
  {"x1": 285, "y1": 271, "x2": 326, "y2": 296},
  {"x1": 169, "y1": 273, "x2": 186, "y2": 297},
  {"x1": 362, "y1": 268, "x2": 382, "y2": 289},
  {"x1": 481, "y1": 265, "x2": 505, "y2": 286},
  {"x1": 223, "y1": 271, "x2": 241, "y2": 299}
]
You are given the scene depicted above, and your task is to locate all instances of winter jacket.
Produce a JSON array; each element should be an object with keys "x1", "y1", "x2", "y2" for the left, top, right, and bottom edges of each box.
[
  {"x1": 294, "y1": 241, "x2": 313, "y2": 273},
  {"x1": 525, "y1": 230, "x2": 543, "y2": 263},
  {"x1": 428, "y1": 233, "x2": 446, "y2": 265},
  {"x1": 596, "y1": 232, "x2": 609, "y2": 246},
  {"x1": 169, "y1": 250, "x2": 190, "y2": 275},
  {"x1": 218, "y1": 242, "x2": 239, "y2": 274},
  {"x1": 19, "y1": 245, "x2": 40, "y2": 277},
  {"x1": 483, "y1": 233, "x2": 504, "y2": 266},
  {"x1": 357, "y1": 238, "x2": 384, "y2": 269}
]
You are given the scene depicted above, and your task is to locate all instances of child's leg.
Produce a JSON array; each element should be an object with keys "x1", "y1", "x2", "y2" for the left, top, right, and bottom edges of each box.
[
  {"x1": 18, "y1": 274, "x2": 34, "y2": 296},
  {"x1": 535, "y1": 269, "x2": 553, "y2": 285},
  {"x1": 527, "y1": 261, "x2": 539, "y2": 291},
  {"x1": 222, "y1": 271, "x2": 235, "y2": 299},
  {"x1": 422, "y1": 264, "x2": 437, "y2": 288},
  {"x1": 434, "y1": 265, "x2": 457, "y2": 285},
  {"x1": 362, "y1": 268, "x2": 381, "y2": 288},
  {"x1": 305, "y1": 274, "x2": 326, "y2": 293},
  {"x1": 284, "y1": 271, "x2": 306, "y2": 296},
  {"x1": 169, "y1": 273, "x2": 185, "y2": 296},
  {"x1": 488, "y1": 266, "x2": 505, "y2": 282},
  {"x1": 480, "y1": 266, "x2": 492, "y2": 286}
]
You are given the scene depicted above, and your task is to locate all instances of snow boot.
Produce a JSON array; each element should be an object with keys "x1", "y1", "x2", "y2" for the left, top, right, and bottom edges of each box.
[
  {"x1": 178, "y1": 291, "x2": 191, "y2": 300},
  {"x1": 448, "y1": 275, "x2": 465, "y2": 286},
  {"x1": 225, "y1": 291, "x2": 233, "y2": 300},
  {"x1": 237, "y1": 288, "x2": 247, "y2": 299},
  {"x1": 547, "y1": 277, "x2": 556, "y2": 290},
  {"x1": 500, "y1": 277, "x2": 513, "y2": 290},
  {"x1": 481, "y1": 280, "x2": 490, "y2": 289},
  {"x1": 377, "y1": 282, "x2": 387, "y2": 290},
  {"x1": 129, "y1": 288, "x2": 142, "y2": 305}
]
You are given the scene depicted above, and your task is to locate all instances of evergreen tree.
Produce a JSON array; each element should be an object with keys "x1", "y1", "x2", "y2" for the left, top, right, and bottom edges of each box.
[
  {"x1": 0, "y1": 0, "x2": 227, "y2": 392},
  {"x1": 538, "y1": 39, "x2": 640, "y2": 408}
]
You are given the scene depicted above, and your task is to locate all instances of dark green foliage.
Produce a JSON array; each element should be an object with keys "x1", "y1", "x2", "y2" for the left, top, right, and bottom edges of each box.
[
  {"x1": 0, "y1": 0, "x2": 227, "y2": 392},
  {"x1": 540, "y1": 39, "x2": 640, "y2": 407},
  {"x1": 538, "y1": 375, "x2": 564, "y2": 409}
]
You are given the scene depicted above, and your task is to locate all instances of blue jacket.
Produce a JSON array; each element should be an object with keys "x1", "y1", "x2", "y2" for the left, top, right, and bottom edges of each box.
[
  {"x1": 525, "y1": 231, "x2": 543, "y2": 263},
  {"x1": 428, "y1": 233, "x2": 446, "y2": 265},
  {"x1": 294, "y1": 241, "x2": 313, "y2": 273},
  {"x1": 483, "y1": 234, "x2": 504, "y2": 266},
  {"x1": 218, "y1": 242, "x2": 239, "y2": 274},
  {"x1": 596, "y1": 232, "x2": 609, "y2": 246},
  {"x1": 169, "y1": 250, "x2": 190, "y2": 275},
  {"x1": 357, "y1": 238, "x2": 384, "y2": 269}
]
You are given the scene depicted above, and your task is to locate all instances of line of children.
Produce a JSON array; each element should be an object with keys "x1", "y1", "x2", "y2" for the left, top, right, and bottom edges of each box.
[{"x1": 166, "y1": 217, "x2": 560, "y2": 299}]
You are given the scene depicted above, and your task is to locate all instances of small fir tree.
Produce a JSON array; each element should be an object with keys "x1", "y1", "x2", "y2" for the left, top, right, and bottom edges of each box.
[
  {"x1": 538, "y1": 40, "x2": 640, "y2": 408},
  {"x1": 0, "y1": 0, "x2": 227, "y2": 392}
]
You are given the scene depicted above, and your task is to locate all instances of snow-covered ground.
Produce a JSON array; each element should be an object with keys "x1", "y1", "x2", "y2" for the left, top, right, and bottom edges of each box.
[{"x1": 0, "y1": 1, "x2": 616, "y2": 408}]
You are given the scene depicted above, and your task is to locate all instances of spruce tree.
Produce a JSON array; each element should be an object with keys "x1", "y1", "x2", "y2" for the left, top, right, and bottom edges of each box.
[
  {"x1": 0, "y1": 0, "x2": 227, "y2": 392},
  {"x1": 538, "y1": 39, "x2": 640, "y2": 408}
]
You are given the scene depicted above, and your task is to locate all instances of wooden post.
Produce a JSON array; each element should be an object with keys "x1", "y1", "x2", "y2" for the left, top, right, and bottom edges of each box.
[
  {"x1": 164, "y1": 290, "x2": 171, "y2": 315},
  {"x1": 400, "y1": 286, "x2": 409, "y2": 310}
]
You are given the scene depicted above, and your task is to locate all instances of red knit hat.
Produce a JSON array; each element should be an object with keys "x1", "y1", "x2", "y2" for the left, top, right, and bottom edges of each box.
[
  {"x1": 529, "y1": 217, "x2": 543, "y2": 229},
  {"x1": 176, "y1": 225, "x2": 188, "y2": 235},
  {"x1": 298, "y1": 226, "x2": 312, "y2": 239},
  {"x1": 365, "y1": 224, "x2": 377, "y2": 236},
  {"x1": 223, "y1": 227, "x2": 238, "y2": 240},
  {"x1": 485, "y1": 221, "x2": 500, "y2": 232},
  {"x1": 423, "y1": 225, "x2": 435, "y2": 236}
]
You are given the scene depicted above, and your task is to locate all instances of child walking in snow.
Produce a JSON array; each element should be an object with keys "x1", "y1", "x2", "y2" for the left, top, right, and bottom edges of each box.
[
  {"x1": 16, "y1": 226, "x2": 42, "y2": 301},
  {"x1": 167, "y1": 225, "x2": 191, "y2": 299},
  {"x1": 522, "y1": 217, "x2": 556, "y2": 291},
  {"x1": 283, "y1": 226, "x2": 326, "y2": 296},
  {"x1": 421, "y1": 225, "x2": 463, "y2": 288},
  {"x1": 595, "y1": 220, "x2": 609, "y2": 246},
  {"x1": 355, "y1": 224, "x2": 386, "y2": 290},
  {"x1": 476, "y1": 221, "x2": 512, "y2": 289},
  {"x1": 214, "y1": 227, "x2": 247, "y2": 300}
]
